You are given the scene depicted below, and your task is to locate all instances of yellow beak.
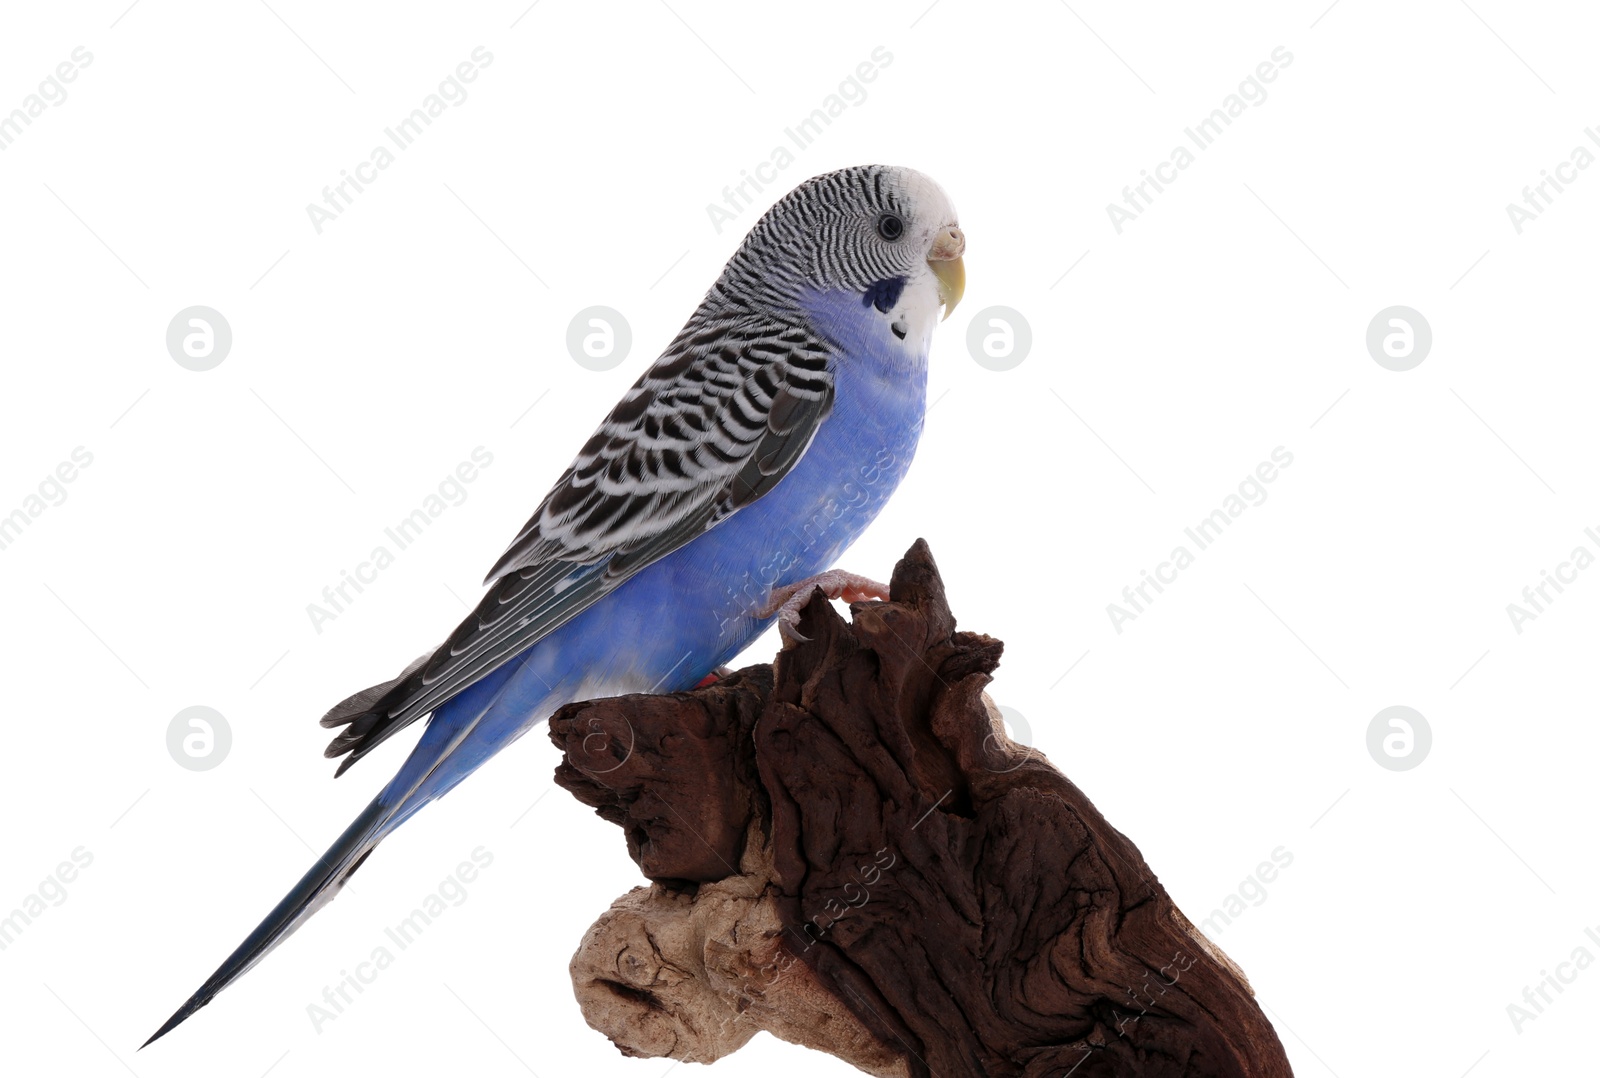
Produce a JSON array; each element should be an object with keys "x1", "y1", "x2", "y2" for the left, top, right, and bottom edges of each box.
[{"x1": 927, "y1": 226, "x2": 966, "y2": 321}]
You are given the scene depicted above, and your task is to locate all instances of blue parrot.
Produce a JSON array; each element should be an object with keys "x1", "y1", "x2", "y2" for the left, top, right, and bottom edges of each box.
[{"x1": 144, "y1": 164, "x2": 965, "y2": 1044}]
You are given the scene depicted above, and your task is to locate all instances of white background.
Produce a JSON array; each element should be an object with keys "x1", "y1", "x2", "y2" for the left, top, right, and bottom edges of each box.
[{"x1": 0, "y1": 1, "x2": 1596, "y2": 1075}]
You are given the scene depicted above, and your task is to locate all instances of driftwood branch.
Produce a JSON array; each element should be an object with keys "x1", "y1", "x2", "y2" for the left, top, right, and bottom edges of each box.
[{"x1": 549, "y1": 540, "x2": 1292, "y2": 1077}]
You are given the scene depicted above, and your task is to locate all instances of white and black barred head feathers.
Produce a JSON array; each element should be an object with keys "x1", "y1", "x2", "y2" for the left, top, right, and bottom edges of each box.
[{"x1": 706, "y1": 164, "x2": 964, "y2": 321}]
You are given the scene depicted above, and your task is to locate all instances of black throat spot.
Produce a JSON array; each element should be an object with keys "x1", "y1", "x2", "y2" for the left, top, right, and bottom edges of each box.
[{"x1": 862, "y1": 276, "x2": 907, "y2": 314}]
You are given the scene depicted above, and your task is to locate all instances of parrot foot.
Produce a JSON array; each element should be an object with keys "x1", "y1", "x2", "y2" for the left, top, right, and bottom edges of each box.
[
  {"x1": 760, "y1": 570, "x2": 891, "y2": 647},
  {"x1": 693, "y1": 666, "x2": 734, "y2": 689}
]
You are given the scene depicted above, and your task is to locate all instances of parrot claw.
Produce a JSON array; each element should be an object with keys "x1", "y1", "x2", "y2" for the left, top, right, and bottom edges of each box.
[{"x1": 759, "y1": 570, "x2": 891, "y2": 648}]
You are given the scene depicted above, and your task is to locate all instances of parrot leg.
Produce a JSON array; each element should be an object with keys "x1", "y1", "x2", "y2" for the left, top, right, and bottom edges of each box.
[
  {"x1": 694, "y1": 666, "x2": 735, "y2": 688},
  {"x1": 760, "y1": 570, "x2": 891, "y2": 646}
]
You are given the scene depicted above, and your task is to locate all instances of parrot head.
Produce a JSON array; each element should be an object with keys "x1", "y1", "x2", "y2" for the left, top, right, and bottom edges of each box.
[{"x1": 718, "y1": 165, "x2": 965, "y2": 338}]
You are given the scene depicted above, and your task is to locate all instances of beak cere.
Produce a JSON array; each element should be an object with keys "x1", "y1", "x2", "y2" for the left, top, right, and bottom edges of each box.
[{"x1": 927, "y1": 226, "x2": 966, "y2": 321}]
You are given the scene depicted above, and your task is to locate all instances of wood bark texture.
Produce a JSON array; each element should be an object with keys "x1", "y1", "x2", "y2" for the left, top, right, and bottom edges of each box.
[{"x1": 549, "y1": 540, "x2": 1293, "y2": 1078}]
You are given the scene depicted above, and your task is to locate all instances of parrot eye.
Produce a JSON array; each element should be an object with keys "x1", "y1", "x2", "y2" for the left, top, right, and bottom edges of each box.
[{"x1": 876, "y1": 213, "x2": 904, "y2": 241}]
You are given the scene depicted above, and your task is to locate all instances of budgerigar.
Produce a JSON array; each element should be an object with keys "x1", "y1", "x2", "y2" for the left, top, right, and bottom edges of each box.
[{"x1": 144, "y1": 164, "x2": 965, "y2": 1044}]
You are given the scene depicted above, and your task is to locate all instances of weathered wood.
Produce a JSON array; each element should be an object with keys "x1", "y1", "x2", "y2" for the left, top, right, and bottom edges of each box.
[{"x1": 550, "y1": 540, "x2": 1293, "y2": 1077}]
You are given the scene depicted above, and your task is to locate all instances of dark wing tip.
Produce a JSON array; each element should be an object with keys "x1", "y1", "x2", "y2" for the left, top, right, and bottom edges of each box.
[
  {"x1": 322, "y1": 729, "x2": 358, "y2": 759},
  {"x1": 322, "y1": 711, "x2": 388, "y2": 771},
  {"x1": 316, "y1": 649, "x2": 450, "y2": 773}
]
